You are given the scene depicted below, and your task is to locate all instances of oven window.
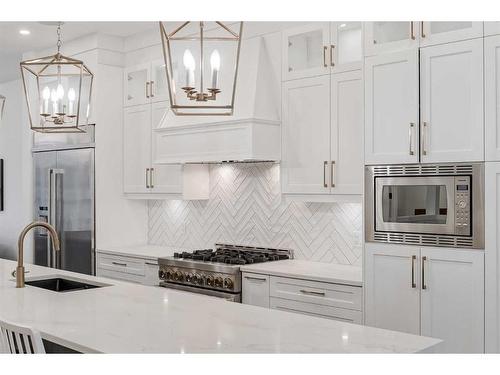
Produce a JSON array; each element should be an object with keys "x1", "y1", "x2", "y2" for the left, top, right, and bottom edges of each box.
[{"x1": 382, "y1": 185, "x2": 448, "y2": 225}]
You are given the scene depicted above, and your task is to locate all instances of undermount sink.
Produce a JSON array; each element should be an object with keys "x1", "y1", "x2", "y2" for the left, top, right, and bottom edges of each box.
[{"x1": 25, "y1": 277, "x2": 107, "y2": 293}]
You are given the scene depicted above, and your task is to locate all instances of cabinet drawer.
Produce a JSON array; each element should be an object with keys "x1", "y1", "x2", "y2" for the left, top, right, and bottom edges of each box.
[
  {"x1": 96, "y1": 268, "x2": 144, "y2": 284},
  {"x1": 270, "y1": 276, "x2": 362, "y2": 311},
  {"x1": 96, "y1": 254, "x2": 145, "y2": 276},
  {"x1": 270, "y1": 297, "x2": 362, "y2": 324}
]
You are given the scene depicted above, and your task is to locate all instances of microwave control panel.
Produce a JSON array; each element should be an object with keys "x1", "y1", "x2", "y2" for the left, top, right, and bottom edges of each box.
[{"x1": 455, "y1": 176, "x2": 471, "y2": 235}]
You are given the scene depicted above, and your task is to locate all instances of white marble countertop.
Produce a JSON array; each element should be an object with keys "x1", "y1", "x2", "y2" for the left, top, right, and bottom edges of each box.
[
  {"x1": 0, "y1": 259, "x2": 440, "y2": 353},
  {"x1": 241, "y1": 260, "x2": 363, "y2": 286},
  {"x1": 96, "y1": 244, "x2": 188, "y2": 260}
]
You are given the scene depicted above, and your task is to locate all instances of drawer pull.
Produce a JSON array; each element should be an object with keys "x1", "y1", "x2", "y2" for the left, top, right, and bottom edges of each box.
[
  {"x1": 299, "y1": 289, "x2": 326, "y2": 297},
  {"x1": 144, "y1": 262, "x2": 157, "y2": 266},
  {"x1": 244, "y1": 276, "x2": 267, "y2": 282},
  {"x1": 111, "y1": 261, "x2": 127, "y2": 267}
]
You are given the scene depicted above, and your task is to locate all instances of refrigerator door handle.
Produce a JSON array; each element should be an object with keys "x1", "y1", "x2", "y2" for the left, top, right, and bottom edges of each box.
[{"x1": 48, "y1": 168, "x2": 64, "y2": 269}]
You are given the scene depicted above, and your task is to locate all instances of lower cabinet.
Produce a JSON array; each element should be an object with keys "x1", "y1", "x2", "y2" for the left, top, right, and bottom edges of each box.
[
  {"x1": 96, "y1": 252, "x2": 159, "y2": 286},
  {"x1": 365, "y1": 242, "x2": 485, "y2": 353},
  {"x1": 242, "y1": 272, "x2": 362, "y2": 324}
]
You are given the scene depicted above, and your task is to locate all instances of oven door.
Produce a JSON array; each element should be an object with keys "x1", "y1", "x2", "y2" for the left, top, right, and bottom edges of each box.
[
  {"x1": 375, "y1": 176, "x2": 456, "y2": 235},
  {"x1": 160, "y1": 282, "x2": 241, "y2": 302}
]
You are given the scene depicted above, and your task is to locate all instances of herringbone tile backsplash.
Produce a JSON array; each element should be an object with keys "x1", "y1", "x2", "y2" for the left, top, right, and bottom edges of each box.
[{"x1": 148, "y1": 163, "x2": 363, "y2": 265}]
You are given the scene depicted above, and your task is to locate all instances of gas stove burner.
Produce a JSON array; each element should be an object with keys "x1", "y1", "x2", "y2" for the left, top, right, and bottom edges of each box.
[{"x1": 172, "y1": 247, "x2": 290, "y2": 265}]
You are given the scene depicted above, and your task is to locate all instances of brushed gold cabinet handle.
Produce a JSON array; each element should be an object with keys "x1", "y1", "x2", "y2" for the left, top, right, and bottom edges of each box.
[
  {"x1": 330, "y1": 161, "x2": 335, "y2": 188},
  {"x1": 421, "y1": 21, "x2": 426, "y2": 38},
  {"x1": 422, "y1": 256, "x2": 427, "y2": 290},
  {"x1": 146, "y1": 168, "x2": 150, "y2": 189},
  {"x1": 409, "y1": 123, "x2": 415, "y2": 156},
  {"x1": 422, "y1": 122, "x2": 428, "y2": 156},
  {"x1": 300, "y1": 289, "x2": 326, "y2": 297},
  {"x1": 330, "y1": 45, "x2": 335, "y2": 67},
  {"x1": 244, "y1": 276, "x2": 267, "y2": 282},
  {"x1": 150, "y1": 81, "x2": 155, "y2": 97},
  {"x1": 323, "y1": 46, "x2": 328, "y2": 68},
  {"x1": 410, "y1": 22, "x2": 416, "y2": 40},
  {"x1": 112, "y1": 261, "x2": 127, "y2": 267},
  {"x1": 411, "y1": 255, "x2": 417, "y2": 288},
  {"x1": 150, "y1": 168, "x2": 155, "y2": 189},
  {"x1": 323, "y1": 161, "x2": 328, "y2": 188},
  {"x1": 146, "y1": 82, "x2": 150, "y2": 98}
]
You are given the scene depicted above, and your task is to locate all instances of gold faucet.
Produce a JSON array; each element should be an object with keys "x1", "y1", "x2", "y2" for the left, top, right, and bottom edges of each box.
[{"x1": 16, "y1": 222, "x2": 60, "y2": 288}]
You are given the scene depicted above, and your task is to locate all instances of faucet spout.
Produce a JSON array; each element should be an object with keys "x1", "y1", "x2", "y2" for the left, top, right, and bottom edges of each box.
[{"x1": 16, "y1": 221, "x2": 60, "y2": 288}]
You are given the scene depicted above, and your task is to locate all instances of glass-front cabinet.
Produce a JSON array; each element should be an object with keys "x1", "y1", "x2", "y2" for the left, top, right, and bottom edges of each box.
[
  {"x1": 364, "y1": 22, "x2": 418, "y2": 56},
  {"x1": 282, "y1": 22, "x2": 363, "y2": 81},
  {"x1": 420, "y1": 22, "x2": 483, "y2": 46}
]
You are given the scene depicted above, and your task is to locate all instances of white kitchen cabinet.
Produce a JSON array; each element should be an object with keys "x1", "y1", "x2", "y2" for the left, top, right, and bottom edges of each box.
[
  {"x1": 282, "y1": 23, "x2": 331, "y2": 81},
  {"x1": 123, "y1": 102, "x2": 182, "y2": 195},
  {"x1": 485, "y1": 35, "x2": 500, "y2": 161},
  {"x1": 419, "y1": 22, "x2": 483, "y2": 47},
  {"x1": 364, "y1": 49, "x2": 419, "y2": 164},
  {"x1": 420, "y1": 39, "x2": 484, "y2": 163},
  {"x1": 330, "y1": 22, "x2": 363, "y2": 73},
  {"x1": 365, "y1": 243, "x2": 421, "y2": 335},
  {"x1": 96, "y1": 252, "x2": 160, "y2": 286},
  {"x1": 365, "y1": 242, "x2": 485, "y2": 353},
  {"x1": 485, "y1": 162, "x2": 500, "y2": 353},
  {"x1": 124, "y1": 61, "x2": 168, "y2": 107},
  {"x1": 364, "y1": 22, "x2": 419, "y2": 56},
  {"x1": 420, "y1": 247, "x2": 484, "y2": 353},
  {"x1": 485, "y1": 22, "x2": 500, "y2": 37},
  {"x1": 281, "y1": 75, "x2": 331, "y2": 194},
  {"x1": 242, "y1": 273, "x2": 270, "y2": 308},
  {"x1": 282, "y1": 22, "x2": 363, "y2": 81},
  {"x1": 330, "y1": 70, "x2": 363, "y2": 194}
]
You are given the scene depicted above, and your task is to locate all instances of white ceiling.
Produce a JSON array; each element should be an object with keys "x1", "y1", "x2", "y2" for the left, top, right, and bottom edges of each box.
[{"x1": 0, "y1": 21, "x2": 158, "y2": 83}]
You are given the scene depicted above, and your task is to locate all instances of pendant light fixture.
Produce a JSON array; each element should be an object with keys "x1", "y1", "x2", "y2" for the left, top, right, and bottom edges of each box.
[
  {"x1": 159, "y1": 21, "x2": 243, "y2": 116},
  {"x1": 20, "y1": 23, "x2": 94, "y2": 133}
]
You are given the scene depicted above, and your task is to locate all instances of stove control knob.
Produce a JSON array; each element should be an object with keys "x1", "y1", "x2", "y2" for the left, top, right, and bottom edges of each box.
[
  {"x1": 214, "y1": 277, "x2": 224, "y2": 288},
  {"x1": 223, "y1": 278, "x2": 234, "y2": 290},
  {"x1": 165, "y1": 270, "x2": 173, "y2": 280},
  {"x1": 185, "y1": 273, "x2": 193, "y2": 283},
  {"x1": 206, "y1": 275, "x2": 215, "y2": 287},
  {"x1": 174, "y1": 271, "x2": 183, "y2": 282},
  {"x1": 193, "y1": 274, "x2": 203, "y2": 285},
  {"x1": 159, "y1": 269, "x2": 166, "y2": 279}
]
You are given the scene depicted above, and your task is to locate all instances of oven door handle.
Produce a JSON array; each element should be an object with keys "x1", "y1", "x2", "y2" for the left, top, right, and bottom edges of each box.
[{"x1": 160, "y1": 281, "x2": 240, "y2": 302}]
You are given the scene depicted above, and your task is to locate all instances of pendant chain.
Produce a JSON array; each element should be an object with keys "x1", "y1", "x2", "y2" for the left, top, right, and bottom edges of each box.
[{"x1": 56, "y1": 22, "x2": 62, "y2": 54}]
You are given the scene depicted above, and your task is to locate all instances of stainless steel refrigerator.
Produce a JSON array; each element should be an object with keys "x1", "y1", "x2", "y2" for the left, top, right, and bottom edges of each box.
[{"x1": 33, "y1": 147, "x2": 95, "y2": 275}]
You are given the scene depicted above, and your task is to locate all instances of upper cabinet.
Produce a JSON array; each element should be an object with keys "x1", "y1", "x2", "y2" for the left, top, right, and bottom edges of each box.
[
  {"x1": 485, "y1": 35, "x2": 500, "y2": 161},
  {"x1": 282, "y1": 22, "x2": 363, "y2": 81},
  {"x1": 124, "y1": 60, "x2": 169, "y2": 107},
  {"x1": 485, "y1": 22, "x2": 500, "y2": 37},
  {"x1": 420, "y1": 39, "x2": 484, "y2": 163},
  {"x1": 365, "y1": 22, "x2": 483, "y2": 56},
  {"x1": 364, "y1": 49, "x2": 419, "y2": 165}
]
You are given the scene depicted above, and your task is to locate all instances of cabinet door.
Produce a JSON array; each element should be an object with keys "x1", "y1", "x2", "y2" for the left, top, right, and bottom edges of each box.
[
  {"x1": 364, "y1": 22, "x2": 418, "y2": 56},
  {"x1": 485, "y1": 36, "x2": 500, "y2": 161},
  {"x1": 124, "y1": 63, "x2": 150, "y2": 107},
  {"x1": 485, "y1": 162, "x2": 500, "y2": 353},
  {"x1": 330, "y1": 70, "x2": 363, "y2": 194},
  {"x1": 281, "y1": 76, "x2": 331, "y2": 194},
  {"x1": 365, "y1": 243, "x2": 420, "y2": 335},
  {"x1": 420, "y1": 22, "x2": 483, "y2": 47},
  {"x1": 330, "y1": 22, "x2": 363, "y2": 73},
  {"x1": 242, "y1": 273, "x2": 270, "y2": 308},
  {"x1": 143, "y1": 261, "x2": 159, "y2": 286},
  {"x1": 282, "y1": 23, "x2": 330, "y2": 81},
  {"x1": 485, "y1": 22, "x2": 500, "y2": 37},
  {"x1": 150, "y1": 59, "x2": 170, "y2": 103},
  {"x1": 420, "y1": 247, "x2": 484, "y2": 353},
  {"x1": 420, "y1": 39, "x2": 484, "y2": 163},
  {"x1": 364, "y1": 49, "x2": 419, "y2": 164},
  {"x1": 123, "y1": 104, "x2": 151, "y2": 194},
  {"x1": 150, "y1": 102, "x2": 182, "y2": 194}
]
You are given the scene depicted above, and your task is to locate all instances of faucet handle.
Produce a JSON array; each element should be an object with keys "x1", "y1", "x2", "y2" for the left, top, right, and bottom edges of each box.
[{"x1": 11, "y1": 269, "x2": 30, "y2": 278}]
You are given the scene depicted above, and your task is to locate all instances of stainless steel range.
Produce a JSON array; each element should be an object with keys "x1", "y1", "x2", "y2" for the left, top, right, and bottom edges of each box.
[{"x1": 158, "y1": 244, "x2": 293, "y2": 302}]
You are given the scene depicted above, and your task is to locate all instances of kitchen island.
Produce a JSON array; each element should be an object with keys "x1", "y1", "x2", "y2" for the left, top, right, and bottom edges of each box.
[{"x1": 0, "y1": 259, "x2": 440, "y2": 353}]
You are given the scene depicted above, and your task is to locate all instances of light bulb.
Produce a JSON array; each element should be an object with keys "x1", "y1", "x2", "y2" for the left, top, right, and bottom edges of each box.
[
  {"x1": 56, "y1": 84, "x2": 64, "y2": 100},
  {"x1": 210, "y1": 50, "x2": 220, "y2": 72},
  {"x1": 183, "y1": 49, "x2": 195, "y2": 71},
  {"x1": 68, "y1": 88, "x2": 76, "y2": 101},
  {"x1": 42, "y1": 86, "x2": 50, "y2": 100},
  {"x1": 50, "y1": 89, "x2": 58, "y2": 102}
]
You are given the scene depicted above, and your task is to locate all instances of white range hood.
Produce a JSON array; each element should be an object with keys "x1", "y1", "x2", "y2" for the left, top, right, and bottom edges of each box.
[{"x1": 153, "y1": 34, "x2": 281, "y2": 164}]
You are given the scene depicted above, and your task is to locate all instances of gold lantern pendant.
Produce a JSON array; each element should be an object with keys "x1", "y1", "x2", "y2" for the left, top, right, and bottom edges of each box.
[{"x1": 20, "y1": 23, "x2": 94, "y2": 133}]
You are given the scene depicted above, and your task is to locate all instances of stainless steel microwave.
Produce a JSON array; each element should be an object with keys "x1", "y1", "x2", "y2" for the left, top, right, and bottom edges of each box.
[{"x1": 365, "y1": 163, "x2": 484, "y2": 249}]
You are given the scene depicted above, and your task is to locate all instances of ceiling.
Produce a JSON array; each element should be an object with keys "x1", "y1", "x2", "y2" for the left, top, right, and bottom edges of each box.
[{"x1": 0, "y1": 21, "x2": 158, "y2": 83}]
